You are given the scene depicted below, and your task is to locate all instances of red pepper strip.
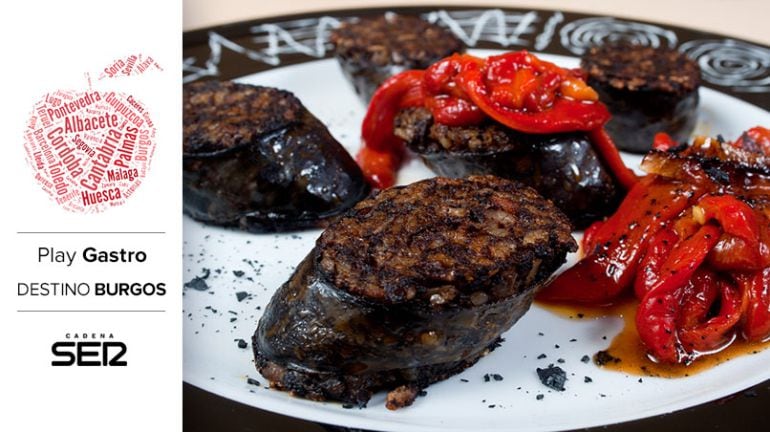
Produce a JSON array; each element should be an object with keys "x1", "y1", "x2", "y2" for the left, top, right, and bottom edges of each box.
[
  {"x1": 424, "y1": 96, "x2": 485, "y2": 126},
  {"x1": 459, "y1": 66, "x2": 610, "y2": 134},
  {"x1": 355, "y1": 145, "x2": 402, "y2": 191},
  {"x1": 540, "y1": 179, "x2": 692, "y2": 304},
  {"x1": 678, "y1": 275, "x2": 746, "y2": 353},
  {"x1": 636, "y1": 289, "x2": 683, "y2": 363},
  {"x1": 423, "y1": 54, "x2": 486, "y2": 126},
  {"x1": 695, "y1": 195, "x2": 761, "y2": 267},
  {"x1": 634, "y1": 227, "x2": 679, "y2": 299},
  {"x1": 731, "y1": 126, "x2": 770, "y2": 155},
  {"x1": 636, "y1": 225, "x2": 721, "y2": 362},
  {"x1": 583, "y1": 178, "x2": 690, "y2": 257},
  {"x1": 653, "y1": 132, "x2": 678, "y2": 151},
  {"x1": 358, "y1": 70, "x2": 424, "y2": 188},
  {"x1": 742, "y1": 269, "x2": 770, "y2": 342},
  {"x1": 645, "y1": 224, "x2": 722, "y2": 295},
  {"x1": 588, "y1": 128, "x2": 640, "y2": 191},
  {"x1": 581, "y1": 219, "x2": 604, "y2": 256},
  {"x1": 676, "y1": 270, "x2": 719, "y2": 331}
]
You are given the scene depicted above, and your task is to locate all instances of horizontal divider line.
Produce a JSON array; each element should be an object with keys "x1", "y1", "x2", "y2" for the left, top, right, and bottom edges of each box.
[
  {"x1": 16, "y1": 231, "x2": 166, "y2": 234},
  {"x1": 17, "y1": 310, "x2": 166, "y2": 313}
]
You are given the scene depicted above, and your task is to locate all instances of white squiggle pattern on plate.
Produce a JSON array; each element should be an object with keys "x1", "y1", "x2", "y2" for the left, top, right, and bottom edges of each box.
[
  {"x1": 679, "y1": 39, "x2": 770, "y2": 93},
  {"x1": 183, "y1": 17, "x2": 340, "y2": 83},
  {"x1": 534, "y1": 11, "x2": 564, "y2": 51},
  {"x1": 559, "y1": 17, "x2": 677, "y2": 55},
  {"x1": 250, "y1": 16, "x2": 341, "y2": 60},
  {"x1": 183, "y1": 31, "x2": 281, "y2": 83},
  {"x1": 183, "y1": 10, "x2": 548, "y2": 82},
  {"x1": 423, "y1": 9, "x2": 540, "y2": 47}
]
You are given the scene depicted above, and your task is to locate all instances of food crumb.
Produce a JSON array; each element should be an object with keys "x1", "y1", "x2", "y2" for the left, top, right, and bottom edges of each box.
[
  {"x1": 247, "y1": 377, "x2": 260, "y2": 386},
  {"x1": 184, "y1": 270, "x2": 211, "y2": 291},
  {"x1": 492, "y1": 374, "x2": 504, "y2": 381},
  {"x1": 235, "y1": 339, "x2": 248, "y2": 349},
  {"x1": 537, "y1": 353, "x2": 547, "y2": 359},
  {"x1": 236, "y1": 291, "x2": 249, "y2": 302},
  {"x1": 581, "y1": 355, "x2": 591, "y2": 363},
  {"x1": 537, "y1": 366, "x2": 567, "y2": 391},
  {"x1": 536, "y1": 394, "x2": 544, "y2": 400},
  {"x1": 584, "y1": 376, "x2": 593, "y2": 383},
  {"x1": 594, "y1": 350, "x2": 621, "y2": 366}
]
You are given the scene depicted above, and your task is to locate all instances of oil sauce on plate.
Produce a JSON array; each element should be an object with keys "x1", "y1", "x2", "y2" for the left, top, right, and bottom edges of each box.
[{"x1": 538, "y1": 298, "x2": 770, "y2": 378}]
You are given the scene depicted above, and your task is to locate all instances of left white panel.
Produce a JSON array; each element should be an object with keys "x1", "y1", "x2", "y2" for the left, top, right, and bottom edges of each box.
[{"x1": 0, "y1": 1, "x2": 182, "y2": 431}]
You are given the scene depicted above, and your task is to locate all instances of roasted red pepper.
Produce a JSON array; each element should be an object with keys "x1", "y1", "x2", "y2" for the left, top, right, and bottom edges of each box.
[
  {"x1": 678, "y1": 275, "x2": 746, "y2": 354},
  {"x1": 358, "y1": 70, "x2": 424, "y2": 188},
  {"x1": 743, "y1": 269, "x2": 770, "y2": 342},
  {"x1": 541, "y1": 128, "x2": 770, "y2": 364},
  {"x1": 634, "y1": 227, "x2": 679, "y2": 299},
  {"x1": 539, "y1": 178, "x2": 693, "y2": 304},
  {"x1": 459, "y1": 52, "x2": 609, "y2": 133},
  {"x1": 356, "y1": 50, "x2": 637, "y2": 189},
  {"x1": 732, "y1": 126, "x2": 770, "y2": 154},
  {"x1": 653, "y1": 132, "x2": 678, "y2": 151}
]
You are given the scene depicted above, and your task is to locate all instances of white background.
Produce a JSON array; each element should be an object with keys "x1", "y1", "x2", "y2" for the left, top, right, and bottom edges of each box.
[{"x1": 0, "y1": 1, "x2": 181, "y2": 431}]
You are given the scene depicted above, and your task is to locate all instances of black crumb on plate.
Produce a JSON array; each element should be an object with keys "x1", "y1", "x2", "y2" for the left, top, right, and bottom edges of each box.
[
  {"x1": 537, "y1": 353, "x2": 547, "y2": 359},
  {"x1": 184, "y1": 272, "x2": 211, "y2": 291},
  {"x1": 594, "y1": 350, "x2": 622, "y2": 366},
  {"x1": 536, "y1": 394, "x2": 544, "y2": 400},
  {"x1": 537, "y1": 366, "x2": 567, "y2": 391},
  {"x1": 581, "y1": 355, "x2": 591, "y2": 363},
  {"x1": 247, "y1": 377, "x2": 260, "y2": 386},
  {"x1": 584, "y1": 376, "x2": 593, "y2": 383},
  {"x1": 236, "y1": 339, "x2": 248, "y2": 349},
  {"x1": 236, "y1": 291, "x2": 250, "y2": 302},
  {"x1": 492, "y1": 374, "x2": 504, "y2": 381},
  {"x1": 233, "y1": 270, "x2": 245, "y2": 277}
]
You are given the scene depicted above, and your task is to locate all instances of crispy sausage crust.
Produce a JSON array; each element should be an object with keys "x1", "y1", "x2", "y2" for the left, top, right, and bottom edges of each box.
[
  {"x1": 580, "y1": 43, "x2": 701, "y2": 153},
  {"x1": 318, "y1": 175, "x2": 576, "y2": 304},
  {"x1": 183, "y1": 81, "x2": 303, "y2": 154},
  {"x1": 582, "y1": 43, "x2": 700, "y2": 95},
  {"x1": 329, "y1": 14, "x2": 464, "y2": 102}
]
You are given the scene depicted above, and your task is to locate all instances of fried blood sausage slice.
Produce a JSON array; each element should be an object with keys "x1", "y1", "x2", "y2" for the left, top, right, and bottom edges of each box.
[
  {"x1": 254, "y1": 176, "x2": 576, "y2": 408},
  {"x1": 183, "y1": 81, "x2": 369, "y2": 232}
]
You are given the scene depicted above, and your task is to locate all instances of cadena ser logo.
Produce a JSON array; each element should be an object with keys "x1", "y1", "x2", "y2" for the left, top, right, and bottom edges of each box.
[{"x1": 51, "y1": 332, "x2": 127, "y2": 367}]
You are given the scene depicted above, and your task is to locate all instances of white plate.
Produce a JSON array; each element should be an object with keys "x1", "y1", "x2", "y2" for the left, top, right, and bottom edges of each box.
[{"x1": 183, "y1": 51, "x2": 770, "y2": 432}]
